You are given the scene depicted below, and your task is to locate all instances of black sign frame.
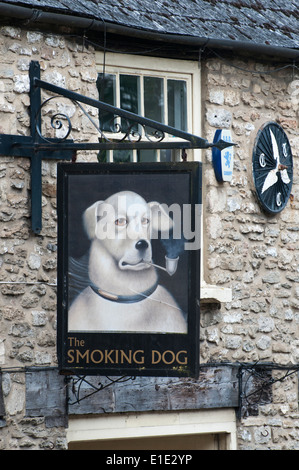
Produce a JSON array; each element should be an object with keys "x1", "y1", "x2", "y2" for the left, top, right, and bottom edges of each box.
[{"x1": 57, "y1": 162, "x2": 201, "y2": 377}]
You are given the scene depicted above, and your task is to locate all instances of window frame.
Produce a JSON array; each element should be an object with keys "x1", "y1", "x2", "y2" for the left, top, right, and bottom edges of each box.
[{"x1": 95, "y1": 52, "x2": 202, "y2": 163}]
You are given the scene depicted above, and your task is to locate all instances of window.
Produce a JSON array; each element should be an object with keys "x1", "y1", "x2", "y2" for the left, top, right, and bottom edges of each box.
[{"x1": 96, "y1": 53, "x2": 200, "y2": 163}]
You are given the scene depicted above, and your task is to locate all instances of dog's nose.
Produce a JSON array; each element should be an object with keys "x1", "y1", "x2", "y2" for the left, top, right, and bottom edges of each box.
[{"x1": 135, "y1": 239, "x2": 149, "y2": 251}]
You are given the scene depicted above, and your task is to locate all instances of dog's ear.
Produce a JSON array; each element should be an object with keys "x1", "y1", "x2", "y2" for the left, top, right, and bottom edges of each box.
[
  {"x1": 83, "y1": 201, "x2": 103, "y2": 239},
  {"x1": 148, "y1": 201, "x2": 174, "y2": 234}
]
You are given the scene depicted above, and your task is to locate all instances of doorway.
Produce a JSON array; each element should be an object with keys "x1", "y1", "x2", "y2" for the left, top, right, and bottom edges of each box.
[{"x1": 67, "y1": 409, "x2": 237, "y2": 450}]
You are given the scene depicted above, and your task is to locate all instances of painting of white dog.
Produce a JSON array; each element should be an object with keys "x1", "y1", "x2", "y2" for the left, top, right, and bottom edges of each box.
[{"x1": 68, "y1": 190, "x2": 187, "y2": 334}]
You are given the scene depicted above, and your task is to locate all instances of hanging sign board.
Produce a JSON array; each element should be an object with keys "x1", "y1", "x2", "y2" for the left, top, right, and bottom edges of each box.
[
  {"x1": 57, "y1": 162, "x2": 201, "y2": 377},
  {"x1": 212, "y1": 129, "x2": 234, "y2": 182}
]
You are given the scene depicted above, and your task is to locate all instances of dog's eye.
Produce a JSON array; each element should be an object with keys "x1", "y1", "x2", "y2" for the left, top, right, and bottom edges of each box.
[
  {"x1": 141, "y1": 217, "x2": 150, "y2": 225},
  {"x1": 115, "y1": 217, "x2": 127, "y2": 226}
]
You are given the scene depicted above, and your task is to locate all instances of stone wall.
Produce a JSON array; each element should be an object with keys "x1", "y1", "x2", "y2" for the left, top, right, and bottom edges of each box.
[
  {"x1": 0, "y1": 24, "x2": 298, "y2": 450},
  {"x1": 0, "y1": 25, "x2": 98, "y2": 450},
  {"x1": 202, "y1": 58, "x2": 299, "y2": 449}
]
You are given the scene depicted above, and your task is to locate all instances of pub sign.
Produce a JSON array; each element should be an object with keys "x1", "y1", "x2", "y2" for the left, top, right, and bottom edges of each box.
[{"x1": 57, "y1": 162, "x2": 201, "y2": 377}]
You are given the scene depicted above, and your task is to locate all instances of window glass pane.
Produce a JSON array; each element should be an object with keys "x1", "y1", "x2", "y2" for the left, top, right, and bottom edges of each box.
[
  {"x1": 137, "y1": 149, "x2": 157, "y2": 162},
  {"x1": 120, "y1": 75, "x2": 140, "y2": 133},
  {"x1": 167, "y1": 80, "x2": 187, "y2": 131},
  {"x1": 98, "y1": 149, "x2": 108, "y2": 163},
  {"x1": 97, "y1": 73, "x2": 116, "y2": 132},
  {"x1": 113, "y1": 149, "x2": 133, "y2": 163},
  {"x1": 160, "y1": 149, "x2": 172, "y2": 162},
  {"x1": 144, "y1": 77, "x2": 164, "y2": 122},
  {"x1": 144, "y1": 76, "x2": 164, "y2": 142}
]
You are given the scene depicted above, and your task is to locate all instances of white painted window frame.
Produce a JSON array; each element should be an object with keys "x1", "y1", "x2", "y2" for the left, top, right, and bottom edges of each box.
[{"x1": 96, "y1": 52, "x2": 201, "y2": 163}]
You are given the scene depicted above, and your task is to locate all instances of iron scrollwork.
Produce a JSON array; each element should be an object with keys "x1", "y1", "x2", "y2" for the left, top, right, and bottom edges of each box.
[
  {"x1": 31, "y1": 63, "x2": 235, "y2": 152},
  {"x1": 35, "y1": 95, "x2": 74, "y2": 143},
  {"x1": 35, "y1": 93, "x2": 168, "y2": 149},
  {"x1": 67, "y1": 375, "x2": 136, "y2": 408},
  {"x1": 237, "y1": 361, "x2": 299, "y2": 418}
]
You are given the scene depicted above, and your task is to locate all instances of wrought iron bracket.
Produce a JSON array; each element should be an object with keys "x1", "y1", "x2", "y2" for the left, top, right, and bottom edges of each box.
[
  {"x1": 0, "y1": 60, "x2": 235, "y2": 234},
  {"x1": 236, "y1": 361, "x2": 299, "y2": 419},
  {"x1": 0, "y1": 61, "x2": 74, "y2": 234}
]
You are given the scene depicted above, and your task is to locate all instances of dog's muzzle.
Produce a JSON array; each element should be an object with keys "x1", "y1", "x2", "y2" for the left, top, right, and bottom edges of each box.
[
  {"x1": 119, "y1": 260, "x2": 152, "y2": 270},
  {"x1": 119, "y1": 239, "x2": 152, "y2": 271}
]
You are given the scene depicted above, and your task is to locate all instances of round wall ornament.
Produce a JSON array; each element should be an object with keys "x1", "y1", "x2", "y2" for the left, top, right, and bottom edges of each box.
[{"x1": 252, "y1": 122, "x2": 293, "y2": 214}]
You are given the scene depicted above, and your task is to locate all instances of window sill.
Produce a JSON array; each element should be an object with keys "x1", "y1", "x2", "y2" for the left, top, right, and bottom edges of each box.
[{"x1": 200, "y1": 282, "x2": 232, "y2": 304}]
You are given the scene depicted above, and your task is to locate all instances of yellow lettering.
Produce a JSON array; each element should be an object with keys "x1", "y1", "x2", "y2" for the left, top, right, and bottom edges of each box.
[
  {"x1": 133, "y1": 350, "x2": 145, "y2": 364},
  {"x1": 90, "y1": 349, "x2": 104, "y2": 364},
  {"x1": 162, "y1": 350, "x2": 175, "y2": 364},
  {"x1": 152, "y1": 350, "x2": 161, "y2": 364},
  {"x1": 151, "y1": 350, "x2": 188, "y2": 365},
  {"x1": 176, "y1": 350, "x2": 188, "y2": 365},
  {"x1": 120, "y1": 350, "x2": 132, "y2": 364},
  {"x1": 67, "y1": 349, "x2": 74, "y2": 363},
  {"x1": 76, "y1": 349, "x2": 90, "y2": 363},
  {"x1": 105, "y1": 350, "x2": 115, "y2": 363},
  {"x1": 68, "y1": 337, "x2": 85, "y2": 347}
]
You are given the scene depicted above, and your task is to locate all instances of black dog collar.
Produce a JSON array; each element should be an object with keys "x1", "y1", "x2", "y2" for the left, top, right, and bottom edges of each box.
[{"x1": 89, "y1": 282, "x2": 158, "y2": 304}]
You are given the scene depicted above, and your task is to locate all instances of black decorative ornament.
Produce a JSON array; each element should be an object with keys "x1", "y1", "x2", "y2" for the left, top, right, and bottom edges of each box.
[{"x1": 252, "y1": 122, "x2": 293, "y2": 214}]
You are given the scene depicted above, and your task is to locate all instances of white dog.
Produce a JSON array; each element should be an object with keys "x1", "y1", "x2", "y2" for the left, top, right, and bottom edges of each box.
[{"x1": 68, "y1": 190, "x2": 187, "y2": 333}]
